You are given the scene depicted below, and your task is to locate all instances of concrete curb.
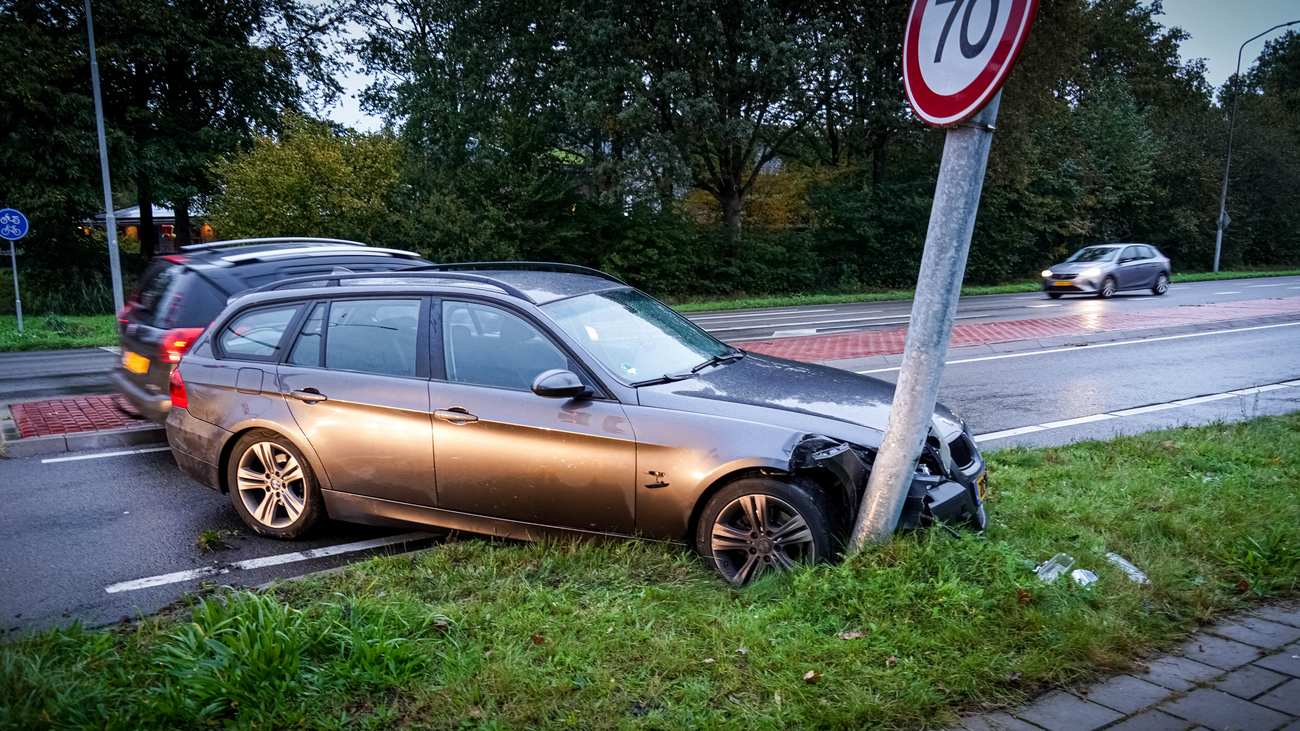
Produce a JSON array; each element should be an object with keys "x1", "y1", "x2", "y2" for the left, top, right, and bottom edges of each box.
[{"x1": 0, "y1": 424, "x2": 165, "y2": 459}]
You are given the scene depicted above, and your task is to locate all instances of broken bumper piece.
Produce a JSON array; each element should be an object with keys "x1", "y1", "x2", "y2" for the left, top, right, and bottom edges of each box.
[{"x1": 793, "y1": 435, "x2": 987, "y2": 534}]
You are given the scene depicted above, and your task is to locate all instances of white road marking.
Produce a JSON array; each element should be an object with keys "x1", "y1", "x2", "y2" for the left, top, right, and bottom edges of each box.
[
  {"x1": 1249, "y1": 283, "x2": 1288, "y2": 288},
  {"x1": 688, "y1": 308, "x2": 837, "y2": 321},
  {"x1": 104, "y1": 532, "x2": 434, "y2": 593},
  {"x1": 99, "y1": 346, "x2": 122, "y2": 354},
  {"x1": 974, "y1": 379, "x2": 1300, "y2": 444},
  {"x1": 1214, "y1": 291, "x2": 1241, "y2": 295},
  {"x1": 1027, "y1": 303, "x2": 1061, "y2": 308},
  {"x1": 42, "y1": 446, "x2": 171, "y2": 464},
  {"x1": 771, "y1": 329, "x2": 819, "y2": 337},
  {"x1": 855, "y1": 321, "x2": 1300, "y2": 375}
]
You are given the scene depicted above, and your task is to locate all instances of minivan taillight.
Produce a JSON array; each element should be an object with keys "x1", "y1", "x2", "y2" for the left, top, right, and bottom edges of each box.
[
  {"x1": 169, "y1": 367, "x2": 188, "y2": 410},
  {"x1": 160, "y1": 327, "x2": 204, "y2": 364}
]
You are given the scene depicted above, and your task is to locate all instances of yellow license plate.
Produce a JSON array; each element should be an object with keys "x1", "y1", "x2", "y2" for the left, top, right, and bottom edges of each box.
[
  {"x1": 977, "y1": 473, "x2": 988, "y2": 500},
  {"x1": 1052, "y1": 280, "x2": 1072, "y2": 287},
  {"x1": 122, "y1": 350, "x2": 150, "y2": 374}
]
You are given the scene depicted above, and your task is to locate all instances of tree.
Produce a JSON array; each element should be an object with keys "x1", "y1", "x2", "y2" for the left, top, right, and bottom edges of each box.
[
  {"x1": 208, "y1": 116, "x2": 402, "y2": 243},
  {"x1": 96, "y1": 0, "x2": 346, "y2": 254}
]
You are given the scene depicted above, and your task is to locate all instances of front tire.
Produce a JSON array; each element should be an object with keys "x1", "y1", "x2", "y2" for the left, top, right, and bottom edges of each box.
[
  {"x1": 695, "y1": 477, "x2": 833, "y2": 586},
  {"x1": 1098, "y1": 276, "x2": 1117, "y2": 299},
  {"x1": 1152, "y1": 272, "x2": 1169, "y2": 295},
  {"x1": 1046, "y1": 291, "x2": 1063, "y2": 299},
  {"x1": 226, "y1": 429, "x2": 324, "y2": 539}
]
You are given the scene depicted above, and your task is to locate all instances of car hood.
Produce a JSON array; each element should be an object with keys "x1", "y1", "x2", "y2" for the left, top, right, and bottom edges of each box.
[
  {"x1": 1050, "y1": 260, "x2": 1111, "y2": 273},
  {"x1": 635, "y1": 353, "x2": 964, "y2": 443}
]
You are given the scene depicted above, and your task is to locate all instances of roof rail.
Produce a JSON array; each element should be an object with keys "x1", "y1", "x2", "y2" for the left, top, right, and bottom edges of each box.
[
  {"x1": 180, "y1": 237, "x2": 369, "y2": 253},
  {"x1": 410, "y1": 261, "x2": 628, "y2": 286},
  {"x1": 246, "y1": 270, "x2": 534, "y2": 302}
]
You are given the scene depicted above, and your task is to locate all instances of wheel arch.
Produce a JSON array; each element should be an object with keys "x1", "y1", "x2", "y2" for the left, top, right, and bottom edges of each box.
[
  {"x1": 684, "y1": 465, "x2": 845, "y2": 545},
  {"x1": 215, "y1": 421, "x2": 331, "y2": 495}
]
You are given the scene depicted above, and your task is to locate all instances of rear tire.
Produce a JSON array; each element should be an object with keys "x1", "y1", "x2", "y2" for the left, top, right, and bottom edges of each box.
[
  {"x1": 694, "y1": 477, "x2": 833, "y2": 586},
  {"x1": 226, "y1": 429, "x2": 324, "y2": 539},
  {"x1": 1098, "y1": 276, "x2": 1117, "y2": 299},
  {"x1": 1152, "y1": 272, "x2": 1169, "y2": 295}
]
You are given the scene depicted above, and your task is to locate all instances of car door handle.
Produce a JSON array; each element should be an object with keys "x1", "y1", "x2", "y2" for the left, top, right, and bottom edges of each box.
[
  {"x1": 434, "y1": 408, "x2": 478, "y2": 425},
  {"x1": 289, "y1": 388, "x2": 327, "y2": 404}
]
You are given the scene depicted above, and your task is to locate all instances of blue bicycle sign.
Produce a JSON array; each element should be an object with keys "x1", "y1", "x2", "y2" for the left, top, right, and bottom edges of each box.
[{"x1": 0, "y1": 208, "x2": 28, "y2": 241}]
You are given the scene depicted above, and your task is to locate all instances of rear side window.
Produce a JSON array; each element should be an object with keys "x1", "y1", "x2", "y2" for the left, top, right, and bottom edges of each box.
[
  {"x1": 288, "y1": 303, "x2": 325, "y2": 366},
  {"x1": 218, "y1": 306, "x2": 299, "y2": 360},
  {"x1": 324, "y1": 299, "x2": 421, "y2": 377}
]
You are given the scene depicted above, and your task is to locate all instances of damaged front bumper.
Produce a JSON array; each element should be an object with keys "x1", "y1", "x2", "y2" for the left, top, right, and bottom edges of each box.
[{"x1": 791, "y1": 430, "x2": 987, "y2": 534}]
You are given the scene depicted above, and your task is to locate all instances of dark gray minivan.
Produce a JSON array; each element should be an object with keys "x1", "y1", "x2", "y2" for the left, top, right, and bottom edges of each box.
[{"x1": 114, "y1": 238, "x2": 427, "y2": 421}]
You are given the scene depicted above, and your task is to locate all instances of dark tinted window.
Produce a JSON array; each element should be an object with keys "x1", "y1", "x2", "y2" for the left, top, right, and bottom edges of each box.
[
  {"x1": 325, "y1": 299, "x2": 421, "y2": 377},
  {"x1": 443, "y1": 301, "x2": 568, "y2": 390},
  {"x1": 137, "y1": 262, "x2": 179, "y2": 312},
  {"x1": 288, "y1": 303, "x2": 325, "y2": 366},
  {"x1": 218, "y1": 306, "x2": 298, "y2": 359}
]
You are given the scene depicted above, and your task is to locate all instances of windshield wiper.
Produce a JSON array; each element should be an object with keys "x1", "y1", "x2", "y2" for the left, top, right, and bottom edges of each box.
[
  {"x1": 629, "y1": 371, "x2": 696, "y2": 387},
  {"x1": 690, "y1": 349, "x2": 745, "y2": 374}
]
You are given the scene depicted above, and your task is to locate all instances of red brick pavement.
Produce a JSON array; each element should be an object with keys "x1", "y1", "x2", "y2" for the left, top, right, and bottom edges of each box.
[
  {"x1": 741, "y1": 297, "x2": 1300, "y2": 362},
  {"x1": 11, "y1": 395, "x2": 147, "y2": 438}
]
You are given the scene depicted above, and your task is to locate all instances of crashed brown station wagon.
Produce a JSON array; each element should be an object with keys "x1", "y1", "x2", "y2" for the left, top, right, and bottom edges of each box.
[{"x1": 166, "y1": 263, "x2": 986, "y2": 585}]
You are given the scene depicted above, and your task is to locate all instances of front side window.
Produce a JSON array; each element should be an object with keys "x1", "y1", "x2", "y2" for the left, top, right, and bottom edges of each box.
[
  {"x1": 1067, "y1": 246, "x2": 1119, "y2": 263},
  {"x1": 324, "y1": 299, "x2": 421, "y2": 377},
  {"x1": 542, "y1": 289, "x2": 730, "y2": 384},
  {"x1": 442, "y1": 301, "x2": 569, "y2": 390},
  {"x1": 218, "y1": 306, "x2": 299, "y2": 360}
]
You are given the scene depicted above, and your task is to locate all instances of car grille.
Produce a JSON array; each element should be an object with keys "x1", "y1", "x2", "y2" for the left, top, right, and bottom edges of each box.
[
  {"x1": 948, "y1": 432, "x2": 977, "y2": 469},
  {"x1": 1051, "y1": 273, "x2": 1077, "y2": 280}
]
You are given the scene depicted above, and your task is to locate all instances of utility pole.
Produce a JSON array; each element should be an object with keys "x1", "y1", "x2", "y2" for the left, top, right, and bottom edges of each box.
[
  {"x1": 1212, "y1": 19, "x2": 1299, "y2": 273},
  {"x1": 848, "y1": 0, "x2": 1037, "y2": 549},
  {"x1": 85, "y1": 0, "x2": 125, "y2": 313},
  {"x1": 849, "y1": 95, "x2": 1001, "y2": 548}
]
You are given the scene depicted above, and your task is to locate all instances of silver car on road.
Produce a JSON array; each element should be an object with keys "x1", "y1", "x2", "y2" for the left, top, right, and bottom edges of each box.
[{"x1": 1041, "y1": 243, "x2": 1171, "y2": 299}]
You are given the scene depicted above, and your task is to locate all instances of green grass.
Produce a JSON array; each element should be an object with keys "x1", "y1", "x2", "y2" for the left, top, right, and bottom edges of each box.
[
  {"x1": 0, "y1": 314, "x2": 116, "y2": 352},
  {"x1": 671, "y1": 267, "x2": 1300, "y2": 312},
  {"x1": 4, "y1": 416, "x2": 1299, "y2": 729}
]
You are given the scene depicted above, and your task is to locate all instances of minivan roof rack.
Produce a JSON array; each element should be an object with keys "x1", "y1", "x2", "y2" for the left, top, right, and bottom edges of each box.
[
  {"x1": 410, "y1": 261, "x2": 629, "y2": 286},
  {"x1": 247, "y1": 270, "x2": 534, "y2": 302},
  {"x1": 180, "y1": 237, "x2": 369, "y2": 253}
]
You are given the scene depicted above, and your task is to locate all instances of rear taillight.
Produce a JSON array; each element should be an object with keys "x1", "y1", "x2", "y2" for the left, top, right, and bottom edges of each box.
[
  {"x1": 160, "y1": 327, "x2": 204, "y2": 364},
  {"x1": 169, "y1": 367, "x2": 188, "y2": 410}
]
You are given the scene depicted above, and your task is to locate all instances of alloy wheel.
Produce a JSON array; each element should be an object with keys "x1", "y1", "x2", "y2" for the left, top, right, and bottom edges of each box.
[
  {"x1": 1155, "y1": 274, "x2": 1169, "y2": 294},
  {"x1": 1101, "y1": 278, "x2": 1116, "y2": 298},
  {"x1": 236, "y1": 441, "x2": 307, "y2": 529},
  {"x1": 709, "y1": 494, "x2": 816, "y2": 585}
]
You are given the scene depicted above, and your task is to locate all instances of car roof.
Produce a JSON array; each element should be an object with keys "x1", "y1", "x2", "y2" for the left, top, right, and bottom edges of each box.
[
  {"x1": 180, "y1": 237, "x2": 422, "y2": 266},
  {"x1": 238, "y1": 263, "x2": 630, "y2": 307}
]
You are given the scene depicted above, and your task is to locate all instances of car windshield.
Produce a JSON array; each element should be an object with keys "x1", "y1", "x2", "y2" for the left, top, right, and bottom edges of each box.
[
  {"x1": 542, "y1": 289, "x2": 732, "y2": 384},
  {"x1": 1066, "y1": 246, "x2": 1119, "y2": 263}
]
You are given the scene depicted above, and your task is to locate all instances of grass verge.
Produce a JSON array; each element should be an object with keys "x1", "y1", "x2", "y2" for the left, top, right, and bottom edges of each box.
[
  {"x1": 671, "y1": 267, "x2": 1300, "y2": 312},
  {"x1": 0, "y1": 314, "x2": 117, "y2": 352},
  {"x1": 3, "y1": 415, "x2": 1299, "y2": 729}
]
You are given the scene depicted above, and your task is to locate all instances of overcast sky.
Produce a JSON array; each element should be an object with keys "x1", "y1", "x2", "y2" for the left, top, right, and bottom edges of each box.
[{"x1": 323, "y1": 1, "x2": 1300, "y2": 132}]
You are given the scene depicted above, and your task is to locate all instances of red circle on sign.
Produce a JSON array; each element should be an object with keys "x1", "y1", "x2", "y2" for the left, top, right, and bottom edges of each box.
[{"x1": 903, "y1": 0, "x2": 1038, "y2": 127}]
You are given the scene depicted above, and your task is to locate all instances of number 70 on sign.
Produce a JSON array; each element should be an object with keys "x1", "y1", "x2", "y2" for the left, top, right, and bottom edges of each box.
[{"x1": 903, "y1": 0, "x2": 1038, "y2": 127}]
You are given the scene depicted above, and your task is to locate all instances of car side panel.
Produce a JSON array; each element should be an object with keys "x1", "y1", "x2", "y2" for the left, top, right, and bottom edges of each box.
[
  {"x1": 171, "y1": 346, "x2": 334, "y2": 493},
  {"x1": 623, "y1": 406, "x2": 809, "y2": 540}
]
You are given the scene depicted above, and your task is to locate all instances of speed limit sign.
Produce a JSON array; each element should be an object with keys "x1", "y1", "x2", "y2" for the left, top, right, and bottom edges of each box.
[{"x1": 903, "y1": 0, "x2": 1038, "y2": 126}]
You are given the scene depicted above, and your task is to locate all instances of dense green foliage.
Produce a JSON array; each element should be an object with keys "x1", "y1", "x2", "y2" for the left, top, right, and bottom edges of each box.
[
  {"x1": 3, "y1": 415, "x2": 1299, "y2": 728},
  {"x1": 1, "y1": 0, "x2": 1298, "y2": 312}
]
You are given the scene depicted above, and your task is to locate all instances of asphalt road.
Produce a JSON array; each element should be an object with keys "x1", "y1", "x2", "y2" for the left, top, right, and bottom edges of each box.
[
  {"x1": 1, "y1": 287, "x2": 1298, "y2": 635},
  {"x1": 688, "y1": 274, "x2": 1300, "y2": 340}
]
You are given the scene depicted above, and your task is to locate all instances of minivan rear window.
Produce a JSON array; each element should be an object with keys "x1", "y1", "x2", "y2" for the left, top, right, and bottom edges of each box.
[{"x1": 136, "y1": 263, "x2": 179, "y2": 313}]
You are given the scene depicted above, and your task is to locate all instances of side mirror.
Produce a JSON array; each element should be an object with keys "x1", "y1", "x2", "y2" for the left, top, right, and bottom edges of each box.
[{"x1": 531, "y1": 369, "x2": 591, "y2": 399}]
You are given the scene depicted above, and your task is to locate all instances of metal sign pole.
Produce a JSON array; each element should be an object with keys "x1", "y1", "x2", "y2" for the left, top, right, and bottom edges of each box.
[
  {"x1": 848, "y1": 93, "x2": 1001, "y2": 549},
  {"x1": 8, "y1": 239, "x2": 20, "y2": 334},
  {"x1": 85, "y1": 0, "x2": 125, "y2": 313}
]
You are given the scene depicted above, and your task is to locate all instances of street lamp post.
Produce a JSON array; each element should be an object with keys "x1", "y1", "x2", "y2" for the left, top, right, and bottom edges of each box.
[
  {"x1": 84, "y1": 0, "x2": 125, "y2": 313},
  {"x1": 1213, "y1": 20, "x2": 1300, "y2": 273}
]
